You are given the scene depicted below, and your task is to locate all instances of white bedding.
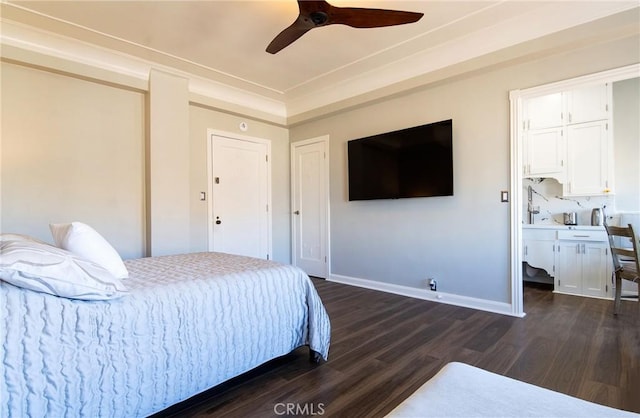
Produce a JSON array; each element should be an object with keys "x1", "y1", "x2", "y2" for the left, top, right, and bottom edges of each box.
[{"x1": 1, "y1": 252, "x2": 331, "y2": 417}]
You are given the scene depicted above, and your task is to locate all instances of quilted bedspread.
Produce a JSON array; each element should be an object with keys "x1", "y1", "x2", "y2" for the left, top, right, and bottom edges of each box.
[{"x1": 0, "y1": 252, "x2": 331, "y2": 417}]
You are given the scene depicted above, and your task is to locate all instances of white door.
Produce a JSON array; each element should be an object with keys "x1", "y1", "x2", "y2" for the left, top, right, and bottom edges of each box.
[
  {"x1": 525, "y1": 92, "x2": 563, "y2": 130},
  {"x1": 566, "y1": 83, "x2": 609, "y2": 124},
  {"x1": 525, "y1": 127, "x2": 564, "y2": 179},
  {"x1": 555, "y1": 241, "x2": 582, "y2": 295},
  {"x1": 581, "y1": 242, "x2": 609, "y2": 298},
  {"x1": 210, "y1": 134, "x2": 270, "y2": 259},
  {"x1": 565, "y1": 120, "x2": 608, "y2": 196},
  {"x1": 291, "y1": 137, "x2": 329, "y2": 278}
]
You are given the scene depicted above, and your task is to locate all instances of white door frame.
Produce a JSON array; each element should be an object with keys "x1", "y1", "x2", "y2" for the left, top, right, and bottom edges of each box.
[
  {"x1": 291, "y1": 135, "x2": 331, "y2": 277},
  {"x1": 207, "y1": 128, "x2": 272, "y2": 258},
  {"x1": 508, "y1": 64, "x2": 639, "y2": 317}
]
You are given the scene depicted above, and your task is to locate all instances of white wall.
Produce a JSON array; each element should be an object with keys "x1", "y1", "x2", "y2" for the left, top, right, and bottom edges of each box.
[
  {"x1": 290, "y1": 35, "x2": 640, "y2": 304},
  {"x1": 1, "y1": 62, "x2": 145, "y2": 259}
]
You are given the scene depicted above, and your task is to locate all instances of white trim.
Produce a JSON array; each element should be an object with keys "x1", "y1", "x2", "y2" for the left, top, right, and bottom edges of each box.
[
  {"x1": 329, "y1": 274, "x2": 520, "y2": 317},
  {"x1": 1, "y1": 18, "x2": 287, "y2": 121},
  {"x1": 515, "y1": 64, "x2": 640, "y2": 100},
  {"x1": 508, "y1": 63, "x2": 640, "y2": 316},
  {"x1": 509, "y1": 90, "x2": 525, "y2": 317},
  {"x1": 206, "y1": 129, "x2": 273, "y2": 259},
  {"x1": 290, "y1": 135, "x2": 331, "y2": 277}
]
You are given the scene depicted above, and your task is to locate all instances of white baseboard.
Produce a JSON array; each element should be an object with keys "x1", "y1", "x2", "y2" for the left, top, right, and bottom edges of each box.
[{"x1": 328, "y1": 274, "x2": 522, "y2": 317}]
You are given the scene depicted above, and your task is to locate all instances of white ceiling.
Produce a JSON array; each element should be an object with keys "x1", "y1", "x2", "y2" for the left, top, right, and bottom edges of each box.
[{"x1": 2, "y1": 1, "x2": 639, "y2": 124}]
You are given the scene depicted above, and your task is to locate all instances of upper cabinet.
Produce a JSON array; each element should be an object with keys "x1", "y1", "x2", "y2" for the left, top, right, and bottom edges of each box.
[
  {"x1": 526, "y1": 92, "x2": 563, "y2": 129},
  {"x1": 566, "y1": 84, "x2": 609, "y2": 124},
  {"x1": 523, "y1": 83, "x2": 613, "y2": 196}
]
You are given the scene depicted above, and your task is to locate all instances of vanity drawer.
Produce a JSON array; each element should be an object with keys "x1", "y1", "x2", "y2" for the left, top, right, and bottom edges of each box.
[{"x1": 557, "y1": 230, "x2": 607, "y2": 242}]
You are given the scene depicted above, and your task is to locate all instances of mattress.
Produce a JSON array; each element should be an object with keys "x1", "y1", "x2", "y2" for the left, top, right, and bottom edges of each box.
[{"x1": 1, "y1": 252, "x2": 331, "y2": 417}]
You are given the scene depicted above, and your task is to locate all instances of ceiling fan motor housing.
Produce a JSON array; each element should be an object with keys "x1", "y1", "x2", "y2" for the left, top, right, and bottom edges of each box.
[{"x1": 309, "y1": 11, "x2": 329, "y2": 26}]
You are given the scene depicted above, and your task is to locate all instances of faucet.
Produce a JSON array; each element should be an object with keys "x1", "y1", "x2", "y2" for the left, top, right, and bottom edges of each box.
[{"x1": 527, "y1": 185, "x2": 540, "y2": 224}]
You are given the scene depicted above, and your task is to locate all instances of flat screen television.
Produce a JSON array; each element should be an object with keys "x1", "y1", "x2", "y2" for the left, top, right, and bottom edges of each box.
[{"x1": 348, "y1": 119, "x2": 453, "y2": 201}]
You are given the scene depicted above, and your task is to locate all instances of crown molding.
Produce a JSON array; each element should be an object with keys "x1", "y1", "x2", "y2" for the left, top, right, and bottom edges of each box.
[
  {"x1": 2, "y1": 2, "x2": 638, "y2": 126},
  {"x1": 285, "y1": 2, "x2": 640, "y2": 120},
  {"x1": 0, "y1": 18, "x2": 287, "y2": 123}
]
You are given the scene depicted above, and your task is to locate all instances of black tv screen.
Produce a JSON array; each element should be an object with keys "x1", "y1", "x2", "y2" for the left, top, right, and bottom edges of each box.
[{"x1": 348, "y1": 119, "x2": 453, "y2": 201}]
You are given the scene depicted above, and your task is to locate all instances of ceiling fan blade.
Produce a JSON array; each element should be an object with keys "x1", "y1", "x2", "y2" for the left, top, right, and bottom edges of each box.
[
  {"x1": 266, "y1": 0, "x2": 423, "y2": 54},
  {"x1": 266, "y1": 18, "x2": 313, "y2": 54},
  {"x1": 329, "y1": 7, "x2": 423, "y2": 28}
]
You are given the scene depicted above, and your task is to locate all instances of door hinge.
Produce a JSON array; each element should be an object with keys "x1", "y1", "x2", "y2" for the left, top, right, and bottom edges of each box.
[
  {"x1": 266, "y1": 204, "x2": 269, "y2": 212},
  {"x1": 324, "y1": 256, "x2": 327, "y2": 263},
  {"x1": 215, "y1": 177, "x2": 220, "y2": 184},
  {"x1": 606, "y1": 284, "x2": 608, "y2": 292},
  {"x1": 266, "y1": 254, "x2": 270, "y2": 260},
  {"x1": 266, "y1": 155, "x2": 269, "y2": 162}
]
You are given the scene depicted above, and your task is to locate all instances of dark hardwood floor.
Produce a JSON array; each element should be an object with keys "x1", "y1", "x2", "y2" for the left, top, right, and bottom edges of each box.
[{"x1": 156, "y1": 280, "x2": 639, "y2": 417}]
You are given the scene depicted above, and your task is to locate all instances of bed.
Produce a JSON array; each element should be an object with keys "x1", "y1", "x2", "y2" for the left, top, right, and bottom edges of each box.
[{"x1": 1, "y1": 246, "x2": 331, "y2": 417}]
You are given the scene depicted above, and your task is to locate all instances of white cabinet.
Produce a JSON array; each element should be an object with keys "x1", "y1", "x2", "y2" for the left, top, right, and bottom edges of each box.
[
  {"x1": 524, "y1": 127, "x2": 565, "y2": 180},
  {"x1": 525, "y1": 92, "x2": 563, "y2": 129},
  {"x1": 566, "y1": 84, "x2": 609, "y2": 124},
  {"x1": 522, "y1": 83, "x2": 613, "y2": 196},
  {"x1": 523, "y1": 226, "x2": 612, "y2": 300},
  {"x1": 555, "y1": 240, "x2": 582, "y2": 294},
  {"x1": 523, "y1": 228, "x2": 556, "y2": 276},
  {"x1": 564, "y1": 120, "x2": 611, "y2": 196},
  {"x1": 554, "y1": 229, "x2": 611, "y2": 299}
]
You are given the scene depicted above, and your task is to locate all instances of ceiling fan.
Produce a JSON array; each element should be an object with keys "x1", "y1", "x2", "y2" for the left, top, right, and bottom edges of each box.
[{"x1": 266, "y1": 0, "x2": 424, "y2": 54}]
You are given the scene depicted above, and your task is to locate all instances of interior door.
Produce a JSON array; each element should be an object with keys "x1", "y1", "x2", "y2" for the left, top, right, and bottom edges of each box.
[
  {"x1": 291, "y1": 137, "x2": 329, "y2": 278},
  {"x1": 211, "y1": 134, "x2": 270, "y2": 259}
]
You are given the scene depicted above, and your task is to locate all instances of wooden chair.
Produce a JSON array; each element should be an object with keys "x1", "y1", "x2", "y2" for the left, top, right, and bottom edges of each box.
[{"x1": 604, "y1": 223, "x2": 640, "y2": 315}]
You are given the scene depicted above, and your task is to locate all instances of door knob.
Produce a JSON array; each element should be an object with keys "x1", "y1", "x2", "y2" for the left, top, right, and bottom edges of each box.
[
  {"x1": 215, "y1": 216, "x2": 222, "y2": 225},
  {"x1": 294, "y1": 210, "x2": 300, "y2": 215}
]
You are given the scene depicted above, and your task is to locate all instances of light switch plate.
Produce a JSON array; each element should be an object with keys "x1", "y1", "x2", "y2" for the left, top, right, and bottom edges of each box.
[{"x1": 501, "y1": 191, "x2": 509, "y2": 202}]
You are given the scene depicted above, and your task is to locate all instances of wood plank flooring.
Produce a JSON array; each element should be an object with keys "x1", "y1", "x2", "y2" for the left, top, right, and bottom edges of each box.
[{"x1": 155, "y1": 280, "x2": 639, "y2": 417}]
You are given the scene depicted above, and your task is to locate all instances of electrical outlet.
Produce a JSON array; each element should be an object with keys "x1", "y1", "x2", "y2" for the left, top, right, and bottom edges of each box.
[{"x1": 428, "y1": 278, "x2": 437, "y2": 291}]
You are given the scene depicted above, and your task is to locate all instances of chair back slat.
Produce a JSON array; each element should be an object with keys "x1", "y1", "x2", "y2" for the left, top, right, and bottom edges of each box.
[{"x1": 611, "y1": 247, "x2": 636, "y2": 260}]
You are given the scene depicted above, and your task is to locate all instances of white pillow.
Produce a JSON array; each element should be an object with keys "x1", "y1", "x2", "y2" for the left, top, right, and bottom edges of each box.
[
  {"x1": 0, "y1": 240, "x2": 127, "y2": 300},
  {"x1": 50, "y1": 222, "x2": 129, "y2": 279}
]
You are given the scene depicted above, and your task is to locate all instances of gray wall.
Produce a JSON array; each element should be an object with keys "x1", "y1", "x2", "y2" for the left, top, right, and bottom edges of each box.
[
  {"x1": 1, "y1": 30, "x2": 637, "y2": 304},
  {"x1": 1, "y1": 62, "x2": 146, "y2": 259},
  {"x1": 188, "y1": 105, "x2": 291, "y2": 263},
  {"x1": 613, "y1": 77, "x2": 640, "y2": 212},
  {"x1": 290, "y1": 35, "x2": 640, "y2": 304}
]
